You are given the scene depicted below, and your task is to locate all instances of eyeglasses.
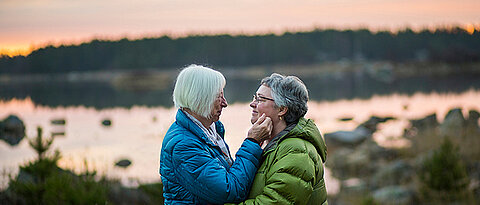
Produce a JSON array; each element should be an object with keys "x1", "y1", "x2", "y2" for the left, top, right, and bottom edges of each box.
[{"x1": 252, "y1": 94, "x2": 274, "y2": 103}]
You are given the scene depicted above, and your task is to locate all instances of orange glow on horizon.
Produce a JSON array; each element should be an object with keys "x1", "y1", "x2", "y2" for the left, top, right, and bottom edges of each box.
[
  {"x1": 0, "y1": 47, "x2": 32, "y2": 57},
  {"x1": 0, "y1": 24, "x2": 478, "y2": 57},
  {"x1": 1, "y1": 0, "x2": 479, "y2": 58},
  {"x1": 465, "y1": 24, "x2": 476, "y2": 34}
]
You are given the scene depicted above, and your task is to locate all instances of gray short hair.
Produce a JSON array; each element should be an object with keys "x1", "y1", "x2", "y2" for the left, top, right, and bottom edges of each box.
[
  {"x1": 173, "y1": 64, "x2": 226, "y2": 118},
  {"x1": 261, "y1": 73, "x2": 309, "y2": 124}
]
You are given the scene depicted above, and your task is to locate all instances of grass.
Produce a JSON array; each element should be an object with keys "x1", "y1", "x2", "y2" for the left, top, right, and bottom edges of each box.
[
  {"x1": 401, "y1": 119, "x2": 480, "y2": 162},
  {"x1": 333, "y1": 111, "x2": 480, "y2": 204},
  {"x1": 399, "y1": 119, "x2": 480, "y2": 204}
]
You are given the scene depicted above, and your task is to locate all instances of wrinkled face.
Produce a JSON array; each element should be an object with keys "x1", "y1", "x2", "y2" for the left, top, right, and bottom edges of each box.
[
  {"x1": 250, "y1": 85, "x2": 279, "y2": 124},
  {"x1": 209, "y1": 90, "x2": 228, "y2": 122}
]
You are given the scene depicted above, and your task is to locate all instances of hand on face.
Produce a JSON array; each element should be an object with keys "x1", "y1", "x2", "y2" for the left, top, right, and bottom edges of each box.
[{"x1": 247, "y1": 113, "x2": 273, "y2": 143}]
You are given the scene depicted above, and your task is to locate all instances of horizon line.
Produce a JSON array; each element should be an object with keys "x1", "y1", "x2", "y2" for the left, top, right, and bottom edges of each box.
[{"x1": 1, "y1": 23, "x2": 478, "y2": 57}]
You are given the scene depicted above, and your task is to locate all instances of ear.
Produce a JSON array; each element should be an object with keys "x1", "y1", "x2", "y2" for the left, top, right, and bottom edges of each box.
[{"x1": 278, "y1": 106, "x2": 288, "y2": 118}]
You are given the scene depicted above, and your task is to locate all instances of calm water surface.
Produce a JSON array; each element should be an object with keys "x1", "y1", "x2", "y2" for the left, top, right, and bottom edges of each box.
[{"x1": 2, "y1": 90, "x2": 480, "y2": 194}]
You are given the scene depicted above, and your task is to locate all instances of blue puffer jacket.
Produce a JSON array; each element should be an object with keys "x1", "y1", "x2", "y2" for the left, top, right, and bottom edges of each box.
[{"x1": 160, "y1": 109, "x2": 263, "y2": 204}]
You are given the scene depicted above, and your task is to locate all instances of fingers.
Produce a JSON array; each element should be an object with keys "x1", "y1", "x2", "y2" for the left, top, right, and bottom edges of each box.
[
  {"x1": 260, "y1": 116, "x2": 272, "y2": 130},
  {"x1": 258, "y1": 117, "x2": 272, "y2": 141},
  {"x1": 247, "y1": 114, "x2": 272, "y2": 142},
  {"x1": 254, "y1": 113, "x2": 266, "y2": 125}
]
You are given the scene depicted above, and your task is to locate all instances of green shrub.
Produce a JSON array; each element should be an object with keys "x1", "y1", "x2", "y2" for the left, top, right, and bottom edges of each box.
[
  {"x1": 9, "y1": 169, "x2": 109, "y2": 205},
  {"x1": 6, "y1": 126, "x2": 110, "y2": 204},
  {"x1": 139, "y1": 182, "x2": 164, "y2": 205},
  {"x1": 360, "y1": 195, "x2": 379, "y2": 205},
  {"x1": 28, "y1": 127, "x2": 54, "y2": 161},
  {"x1": 3, "y1": 126, "x2": 163, "y2": 204},
  {"x1": 418, "y1": 137, "x2": 474, "y2": 203}
]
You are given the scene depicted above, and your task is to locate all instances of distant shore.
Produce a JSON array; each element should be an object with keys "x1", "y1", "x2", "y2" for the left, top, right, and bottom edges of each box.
[{"x1": 1, "y1": 61, "x2": 479, "y2": 84}]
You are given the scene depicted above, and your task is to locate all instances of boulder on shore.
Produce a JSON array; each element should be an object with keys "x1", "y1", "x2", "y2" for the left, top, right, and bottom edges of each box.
[
  {"x1": 409, "y1": 113, "x2": 438, "y2": 130},
  {"x1": 325, "y1": 116, "x2": 394, "y2": 149},
  {"x1": 372, "y1": 186, "x2": 416, "y2": 205},
  {"x1": 326, "y1": 138, "x2": 397, "y2": 179},
  {"x1": 440, "y1": 107, "x2": 465, "y2": 137},
  {"x1": 467, "y1": 110, "x2": 480, "y2": 129},
  {"x1": 371, "y1": 160, "x2": 414, "y2": 189}
]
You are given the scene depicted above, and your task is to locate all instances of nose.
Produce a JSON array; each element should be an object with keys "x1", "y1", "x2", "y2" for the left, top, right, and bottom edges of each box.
[
  {"x1": 221, "y1": 96, "x2": 228, "y2": 108},
  {"x1": 249, "y1": 100, "x2": 256, "y2": 109}
]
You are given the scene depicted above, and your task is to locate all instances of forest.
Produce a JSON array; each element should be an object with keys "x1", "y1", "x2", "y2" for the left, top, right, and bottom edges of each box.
[{"x1": 0, "y1": 27, "x2": 479, "y2": 74}]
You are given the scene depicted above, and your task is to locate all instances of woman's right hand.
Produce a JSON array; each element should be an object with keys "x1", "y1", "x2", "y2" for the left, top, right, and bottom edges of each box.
[{"x1": 247, "y1": 113, "x2": 272, "y2": 143}]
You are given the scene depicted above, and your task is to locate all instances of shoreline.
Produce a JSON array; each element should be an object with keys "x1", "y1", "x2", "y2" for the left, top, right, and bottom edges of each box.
[{"x1": 1, "y1": 61, "x2": 479, "y2": 84}]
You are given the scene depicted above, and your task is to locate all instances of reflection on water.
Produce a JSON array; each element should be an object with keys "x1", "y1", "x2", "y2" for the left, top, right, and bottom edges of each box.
[
  {"x1": 1, "y1": 90, "x2": 480, "y2": 193},
  {"x1": 1, "y1": 70, "x2": 479, "y2": 108}
]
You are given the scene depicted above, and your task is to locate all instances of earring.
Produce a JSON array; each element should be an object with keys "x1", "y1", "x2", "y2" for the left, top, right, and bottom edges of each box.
[{"x1": 279, "y1": 116, "x2": 283, "y2": 121}]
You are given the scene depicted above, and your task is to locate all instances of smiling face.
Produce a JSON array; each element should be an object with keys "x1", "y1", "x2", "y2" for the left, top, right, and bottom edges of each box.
[
  {"x1": 209, "y1": 90, "x2": 228, "y2": 122},
  {"x1": 250, "y1": 85, "x2": 280, "y2": 124}
]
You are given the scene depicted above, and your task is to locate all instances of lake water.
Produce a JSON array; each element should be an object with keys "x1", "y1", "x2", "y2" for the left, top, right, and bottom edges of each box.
[
  {"x1": 2, "y1": 66, "x2": 480, "y2": 108},
  {"x1": 2, "y1": 89, "x2": 480, "y2": 194},
  {"x1": 2, "y1": 66, "x2": 480, "y2": 193}
]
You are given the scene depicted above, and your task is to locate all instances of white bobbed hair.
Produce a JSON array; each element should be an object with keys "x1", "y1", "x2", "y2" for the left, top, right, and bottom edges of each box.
[{"x1": 173, "y1": 64, "x2": 226, "y2": 118}]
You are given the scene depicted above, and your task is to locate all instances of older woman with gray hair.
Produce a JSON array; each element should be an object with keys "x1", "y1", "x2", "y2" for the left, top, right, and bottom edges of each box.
[
  {"x1": 160, "y1": 64, "x2": 272, "y2": 204},
  {"x1": 234, "y1": 73, "x2": 328, "y2": 205}
]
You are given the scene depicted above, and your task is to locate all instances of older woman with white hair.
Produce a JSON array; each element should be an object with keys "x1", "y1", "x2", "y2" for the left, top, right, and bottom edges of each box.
[
  {"x1": 160, "y1": 64, "x2": 272, "y2": 204},
  {"x1": 233, "y1": 73, "x2": 328, "y2": 205}
]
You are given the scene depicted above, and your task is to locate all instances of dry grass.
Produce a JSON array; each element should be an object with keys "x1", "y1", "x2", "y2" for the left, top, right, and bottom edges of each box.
[{"x1": 403, "y1": 124, "x2": 480, "y2": 163}]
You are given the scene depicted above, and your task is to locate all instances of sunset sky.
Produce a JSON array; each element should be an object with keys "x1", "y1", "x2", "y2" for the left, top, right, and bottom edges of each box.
[{"x1": 1, "y1": 0, "x2": 479, "y2": 56}]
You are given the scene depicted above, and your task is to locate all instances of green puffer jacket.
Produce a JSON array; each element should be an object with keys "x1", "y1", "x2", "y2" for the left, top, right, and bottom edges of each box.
[{"x1": 233, "y1": 117, "x2": 328, "y2": 205}]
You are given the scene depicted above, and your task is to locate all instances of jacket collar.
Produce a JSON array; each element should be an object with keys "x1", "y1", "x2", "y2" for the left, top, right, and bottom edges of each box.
[
  {"x1": 175, "y1": 109, "x2": 225, "y2": 147},
  {"x1": 262, "y1": 117, "x2": 327, "y2": 163},
  {"x1": 263, "y1": 122, "x2": 297, "y2": 154}
]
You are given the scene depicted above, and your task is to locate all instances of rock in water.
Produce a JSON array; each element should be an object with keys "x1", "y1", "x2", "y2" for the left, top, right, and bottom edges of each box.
[
  {"x1": 51, "y1": 119, "x2": 66, "y2": 125},
  {"x1": 338, "y1": 117, "x2": 353, "y2": 122},
  {"x1": 0, "y1": 115, "x2": 26, "y2": 146},
  {"x1": 115, "y1": 159, "x2": 132, "y2": 168},
  {"x1": 102, "y1": 119, "x2": 112, "y2": 127}
]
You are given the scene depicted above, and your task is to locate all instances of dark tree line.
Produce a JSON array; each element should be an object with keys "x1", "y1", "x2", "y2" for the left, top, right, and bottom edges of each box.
[{"x1": 1, "y1": 27, "x2": 479, "y2": 74}]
